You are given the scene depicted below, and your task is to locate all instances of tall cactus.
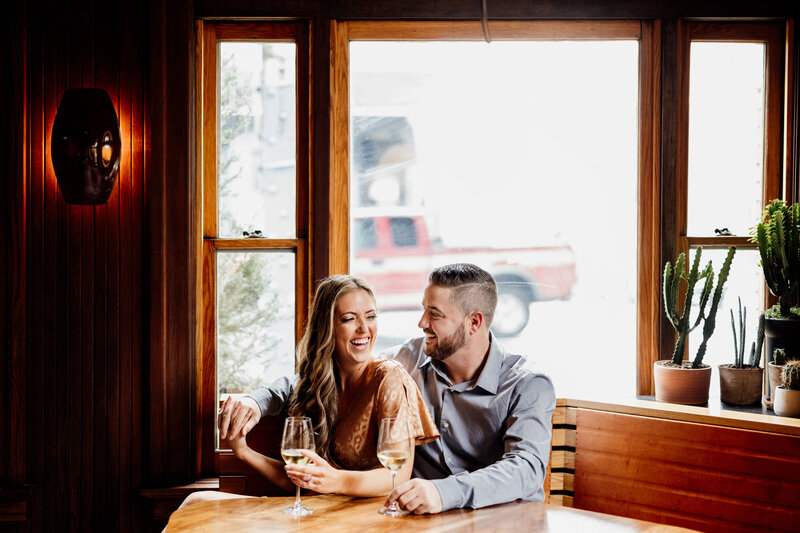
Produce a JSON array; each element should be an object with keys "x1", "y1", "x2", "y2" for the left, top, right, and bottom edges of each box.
[
  {"x1": 730, "y1": 300, "x2": 764, "y2": 368},
  {"x1": 748, "y1": 312, "x2": 765, "y2": 368},
  {"x1": 694, "y1": 247, "x2": 736, "y2": 367},
  {"x1": 751, "y1": 199, "x2": 800, "y2": 317},
  {"x1": 663, "y1": 246, "x2": 736, "y2": 366}
]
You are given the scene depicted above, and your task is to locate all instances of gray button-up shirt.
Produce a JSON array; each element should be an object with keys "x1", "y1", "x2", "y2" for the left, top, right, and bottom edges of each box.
[{"x1": 382, "y1": 334, "x2": 555, "y2": 511}]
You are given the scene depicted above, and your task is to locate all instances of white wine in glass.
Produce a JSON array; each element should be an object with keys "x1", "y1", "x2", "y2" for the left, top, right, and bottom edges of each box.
[
  {"x1": 377, "y1": 417, "x2": 412, "y2": 517},
  {"x1": 281, "y1": 416, "x2": 315, "y2": 516}
]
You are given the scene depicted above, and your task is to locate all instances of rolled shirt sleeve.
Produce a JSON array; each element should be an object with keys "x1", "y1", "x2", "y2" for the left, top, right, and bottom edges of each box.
[{"x1": 245, "y1": 375, "x2": 296, "y2": 418}]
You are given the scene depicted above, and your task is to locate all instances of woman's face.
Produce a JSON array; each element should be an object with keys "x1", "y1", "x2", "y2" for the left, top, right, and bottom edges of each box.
[{"x1": 333, "y1": 289, "x2": 377, "y2": 368}]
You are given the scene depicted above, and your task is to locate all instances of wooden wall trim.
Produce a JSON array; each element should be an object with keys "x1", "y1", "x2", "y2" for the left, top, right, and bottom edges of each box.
[
  {"x1": 658, "y1": 20, "x2": 681, "y2": 374},
  {"x1": 559, "y1": 397, "x2": 800, "y2": 436},
  {"x1": 328, "y1": 20, "x2": 349, "y2": 275},
  {"x1": 311, "y1": 20, "x2": 331, "y2": 284},
  {"x1": 637, "y1": 21, "x2": 661, "y2": 395},
  {"x1": 788, "y1": 20, "x2": 798, "y2": 204},
  {"x1": 148, "y1": 0, "x2": 198, "y2": 483},
  {"x1": 345, "y1": 20, "x2": 641, "y2": 40},
  {"x1": 195, "y1": 0, "x2": 798, "y2": 20}
]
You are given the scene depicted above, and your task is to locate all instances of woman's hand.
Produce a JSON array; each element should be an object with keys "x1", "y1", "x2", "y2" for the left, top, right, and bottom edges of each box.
[{"x1": 284, "y1": 450, "x2": 343, "y2": 494}]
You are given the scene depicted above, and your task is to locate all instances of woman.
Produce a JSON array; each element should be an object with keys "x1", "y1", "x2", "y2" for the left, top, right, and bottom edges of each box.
[{"x1": 186, "y1": 275, "x2": 438, "y2": 506}]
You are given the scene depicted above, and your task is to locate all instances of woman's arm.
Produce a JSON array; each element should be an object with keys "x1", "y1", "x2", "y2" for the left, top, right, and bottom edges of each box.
[
  {"x1": 227, "y1": 402, "x2": 295, "y2": 493},
  {"x1": 285, "y1": 447, "x2": 415, "y2": 498}
]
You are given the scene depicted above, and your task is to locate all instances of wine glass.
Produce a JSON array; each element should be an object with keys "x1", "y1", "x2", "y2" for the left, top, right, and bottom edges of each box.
[
  {"x1": 281, "y1": 416, "x2": 315, "y2": 516},
  {"x1": 377, "y1": 417, "x2": 413, "y2": 517}
]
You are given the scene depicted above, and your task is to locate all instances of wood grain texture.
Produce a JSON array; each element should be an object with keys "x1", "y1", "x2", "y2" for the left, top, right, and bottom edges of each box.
[
  {"x1": 21, "y1": 0, "x2": 149, "y2": 531},
  {"x1": 194, "y1": 0, "x2": 798, "y2": 20},
  {"x1": 574, "y1": 409, "x2": 800, "y2": 533},
  {"x1": 639, "y1": 20, "x2": 661, "y2": 395},
  {"x1": 561, "y1": 396, "x2": 800, "y2": 436},
  {"x1": 787, "y1": 20, "x2": 796, "y2": 205},
  {"x1": 659, "y1": 19, "x2": 680, "y2": 368},
  {"x1": 329, "y1": 20, "x2": 350, "y2": 275},
  {"x1": 346, "y1": 20, "x2": 641, "y2": 40},
  {"x1": 165, "y1": 494, "x2": 697, "y2": 532}
]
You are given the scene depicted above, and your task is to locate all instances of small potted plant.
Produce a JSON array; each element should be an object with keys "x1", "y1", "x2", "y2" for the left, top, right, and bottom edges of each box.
[
  {"x1": 719, "y1": 299, "x2": 763, "y2": 405},
  {"x1": 750, "y1": 199, "x2": 800, "y2": 397},
  {"x1": 766, "y1": 348, "x2": 800, "y2": 406},
  {"x1": 656, "y1": 246, "x2": 735, "y2": 404},
  {"x1": 773, "y1": 360, "x2": 800, "y2": 417}
]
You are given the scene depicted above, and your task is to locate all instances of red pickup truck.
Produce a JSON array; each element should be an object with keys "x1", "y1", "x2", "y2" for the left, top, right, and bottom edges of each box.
[{"x1": 351, "y1": 211, "x2": 578, "y2": 337}]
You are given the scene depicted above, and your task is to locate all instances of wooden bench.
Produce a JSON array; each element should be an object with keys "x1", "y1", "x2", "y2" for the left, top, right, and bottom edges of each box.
[{"x1": 553, "y1": 398, "x2": 800, "y2": 533}]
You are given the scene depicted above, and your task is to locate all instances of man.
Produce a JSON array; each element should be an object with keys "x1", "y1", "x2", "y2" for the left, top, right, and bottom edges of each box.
[
  {"x1": 382, "y1": 263, "x2": 555, "y2": 514},
  {"x1": 219, "y1": 263, "x2": 555, "y2": 514}
]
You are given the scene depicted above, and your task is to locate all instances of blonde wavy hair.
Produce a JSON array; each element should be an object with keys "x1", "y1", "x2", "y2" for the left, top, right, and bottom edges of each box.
[{"x1": 288, "y1": 275, "x2": 376, "y2": 458}]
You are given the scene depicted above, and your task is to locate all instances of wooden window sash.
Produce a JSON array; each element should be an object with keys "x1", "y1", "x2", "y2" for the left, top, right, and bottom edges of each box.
[
  {"x1": 677, "y1": 22, "x2": 787, "y2": 337},
  {"x1": 197, "y1": 21, "x2": 311, "y2": 476}
]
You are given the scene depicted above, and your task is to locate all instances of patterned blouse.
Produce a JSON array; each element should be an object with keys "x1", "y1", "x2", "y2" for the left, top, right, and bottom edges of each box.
[{"x1": 329, "y1": 357, "x2": 439, "y2": 470}]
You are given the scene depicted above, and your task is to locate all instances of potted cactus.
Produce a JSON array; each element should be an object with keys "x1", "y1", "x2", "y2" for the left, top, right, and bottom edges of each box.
[
  {"x1": 718, "y1": 299, "x2": 763, "y2": 405},
  {"x1": 656, "y1": 246, "x2": 736, "y2": 404},
  {"x1": 766, "y1": 348, "x2": 800, "y2": 407},
  {"x1": 749, "y1": 199, "x2": 800, "y2": 397},
  {"x1": 773, "y1": 360, "x2": 800, "y2": 417}
]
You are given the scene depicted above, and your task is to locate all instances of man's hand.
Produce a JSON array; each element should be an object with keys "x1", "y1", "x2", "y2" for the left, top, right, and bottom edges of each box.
[
  {"x1": 218, "y1": 395, "x2": 260, "y2": 440},
  {"x1": 385, "y1": 478, "x2": 443, "y2": 515}
]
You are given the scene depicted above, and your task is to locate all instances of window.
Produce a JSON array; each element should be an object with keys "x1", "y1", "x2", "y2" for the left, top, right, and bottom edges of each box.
[
  {"x1": 334, "y1": 21, "x2": 654, "y2": 397},
  {"x1": 681, "y1": 22, "x2": 785, "y2": 395},
  {"x1": 198, "y1": 22, "x2": 310, "y2": 472}
]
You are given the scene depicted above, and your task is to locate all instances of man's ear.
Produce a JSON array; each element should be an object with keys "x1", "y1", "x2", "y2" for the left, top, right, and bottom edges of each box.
[{"x1": 467, "y1": 311, "x2": 484, "y2": 334}]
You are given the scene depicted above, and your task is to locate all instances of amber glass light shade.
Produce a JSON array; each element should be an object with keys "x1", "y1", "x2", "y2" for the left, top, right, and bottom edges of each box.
[{"x1": 51, "y1": 88, "x2": 121, "y2": 205}]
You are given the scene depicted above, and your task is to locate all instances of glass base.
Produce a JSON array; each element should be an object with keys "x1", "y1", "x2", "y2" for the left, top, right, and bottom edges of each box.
[
  {"x1": 379, "y1": 505, "x2": 409, "y2": 517},
  {"x1": 284, "y1": 504, "x2": 313, "y2": 516}
]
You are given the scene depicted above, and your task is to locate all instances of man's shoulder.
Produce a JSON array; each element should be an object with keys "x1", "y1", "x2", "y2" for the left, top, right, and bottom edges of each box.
[
  {"x1": 380, "y1": 337, "x2": 426, "y2": 366},
  {"x1": 495, "y1": 342, "x2": 555, "y2": 404}
]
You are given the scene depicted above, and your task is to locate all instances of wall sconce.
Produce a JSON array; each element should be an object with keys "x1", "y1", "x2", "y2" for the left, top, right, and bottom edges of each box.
[{"x1": 51, "y1": 88, "x2": 121, "y2": 205}]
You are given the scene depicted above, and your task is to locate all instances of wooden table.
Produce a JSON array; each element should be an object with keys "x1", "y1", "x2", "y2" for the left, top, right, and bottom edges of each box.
[{"x1": 166, "y1": 494, "x2": 697, "y2": 532}]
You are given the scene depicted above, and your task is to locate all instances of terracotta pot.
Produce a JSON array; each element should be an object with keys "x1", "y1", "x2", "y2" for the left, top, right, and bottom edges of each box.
[
  {"x1": 768, "y1": 362, "x2": 785, "y2": 400},
  {"x1": 653, "y1": 361, "x2": 712, "y2": 405},
  {"x1": 773, "y1": 387, "x2": 800, "y2": 417},
  {"x1": 718, "y1": 365, "x2": 763, "y2": 405}
]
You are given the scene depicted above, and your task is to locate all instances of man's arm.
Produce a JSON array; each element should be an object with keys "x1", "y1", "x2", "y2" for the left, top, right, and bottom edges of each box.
[
  {"x1": 218, "y1": 375, "x2": 295, "y2": 439},
  {"x1": 392, "y1": 374, "x2": 555, "y2": 513},
  {"x1": 433, "y1": 374, "x2": 555, "y2": 511}
]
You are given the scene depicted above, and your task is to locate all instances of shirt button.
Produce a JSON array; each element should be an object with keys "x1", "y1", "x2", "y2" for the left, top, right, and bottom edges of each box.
[{"x1": 443, "y1": 421, "x2": 450, "y2": 429}]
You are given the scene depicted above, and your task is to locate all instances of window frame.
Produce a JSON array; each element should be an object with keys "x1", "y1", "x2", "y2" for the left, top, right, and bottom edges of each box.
[
  {"x1": 676, "y1": 22, "x2": 786, "y2": 348},
  {"x1": 328, "y1": 19, "x2": 662, "y2": 394},
  {"x1": 197, "y1": 21, "x2": 311, "y2": 474}
]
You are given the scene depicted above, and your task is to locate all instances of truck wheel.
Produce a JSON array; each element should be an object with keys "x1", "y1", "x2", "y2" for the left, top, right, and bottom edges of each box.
[{"x1": 493, "y1": 289, "x2": 530, "y2": 337}]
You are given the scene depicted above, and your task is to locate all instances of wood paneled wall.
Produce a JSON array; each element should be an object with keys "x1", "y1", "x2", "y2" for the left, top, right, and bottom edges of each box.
[{"x1": 22, "y1": 0, "x2": 148, "y2": 530}]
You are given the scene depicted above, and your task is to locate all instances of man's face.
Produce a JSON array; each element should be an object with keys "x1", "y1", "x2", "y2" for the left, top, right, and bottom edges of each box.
[{"x1": 418, "y1": 284, "x2": 470, "y2": 361}]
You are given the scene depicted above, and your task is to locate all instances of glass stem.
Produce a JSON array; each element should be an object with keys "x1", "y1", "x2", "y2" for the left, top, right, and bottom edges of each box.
[
  {"x1": 390, "y1": 471, "x2": 397, "y2": 510},
  {"x1": 294, "y1": 484, "x2": 301, "y2": 508}
]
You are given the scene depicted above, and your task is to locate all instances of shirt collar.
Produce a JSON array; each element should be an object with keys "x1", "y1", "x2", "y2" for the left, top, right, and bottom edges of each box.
[
  {"x1": 418, "y1": 332, "x2": 502, "y2": 394},
  {"x1": 473, "y1": 332, "x2": 502, "y2": 394}
]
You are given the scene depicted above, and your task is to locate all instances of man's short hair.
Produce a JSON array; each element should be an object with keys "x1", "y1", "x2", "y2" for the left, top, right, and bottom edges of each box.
[{"x1": 429, "y1": 263, "x2": 498, "y2": 326}]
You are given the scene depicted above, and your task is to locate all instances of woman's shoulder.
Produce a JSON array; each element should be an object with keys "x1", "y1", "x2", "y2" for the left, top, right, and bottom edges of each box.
[{"x1": 369, "y1": 357, "x2": 413, "y2": 385}]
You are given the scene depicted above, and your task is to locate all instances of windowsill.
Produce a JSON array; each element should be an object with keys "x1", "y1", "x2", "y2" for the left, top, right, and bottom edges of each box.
[{"x1": 557, "y1": 395, "x2": 800, "y2": 437}]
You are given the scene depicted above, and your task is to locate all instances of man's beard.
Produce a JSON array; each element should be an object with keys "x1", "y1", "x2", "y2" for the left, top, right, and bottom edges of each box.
[{"x1": 425, "y1": 322, "x2": 468, "y2": 361}]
